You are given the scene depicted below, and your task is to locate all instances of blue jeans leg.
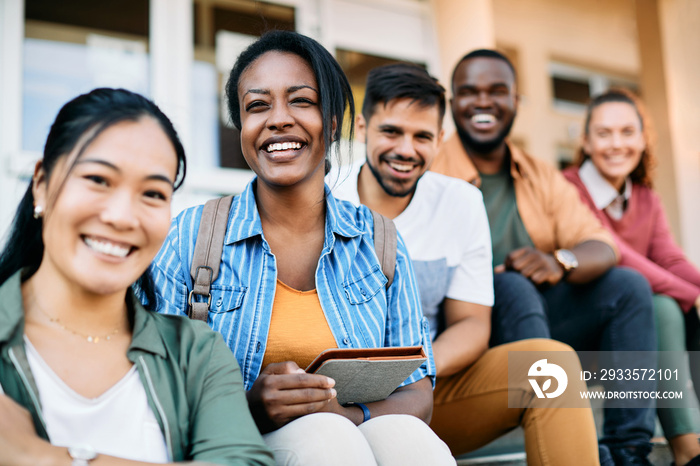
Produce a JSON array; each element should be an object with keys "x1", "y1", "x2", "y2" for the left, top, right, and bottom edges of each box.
[
  {"x1": 489, "y1": 271, "x2": 551, "y2": 346},
  {"x1": 542, "y1": 267, "x2": 657, "y2": 452}
]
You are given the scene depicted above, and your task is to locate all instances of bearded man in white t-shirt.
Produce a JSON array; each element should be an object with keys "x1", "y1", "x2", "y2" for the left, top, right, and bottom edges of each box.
[{"x1": 330, "y1": 63, "x2": 601, "y2": 464}]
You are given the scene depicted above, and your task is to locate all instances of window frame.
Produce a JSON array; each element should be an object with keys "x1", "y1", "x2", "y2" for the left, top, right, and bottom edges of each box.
[{"x1": 0, "y1": 0, "x2": 440, "y2": 227}]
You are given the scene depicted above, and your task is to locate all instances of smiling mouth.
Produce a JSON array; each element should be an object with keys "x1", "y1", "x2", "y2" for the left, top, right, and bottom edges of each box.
[
  {"x1": 471, "y1": 114, "x2": 496, "y2": 125},
  {"x1": 388, "y1": 161, "x2": 416, "y2": 173},
  {"x1": 603, "y1": 154, "x2": 632, "y2": 163},
  {"x1": 83, "y1": 236, "x2": 133, "y2": 258},
  {"x1": 265, "y1": 141, "x2": 303, "y2": 153}
]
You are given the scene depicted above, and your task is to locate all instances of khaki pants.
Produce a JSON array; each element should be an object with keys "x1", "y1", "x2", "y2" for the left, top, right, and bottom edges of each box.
[{"x1": 431, "y1": 339, "x2": 600, "y2": 466}]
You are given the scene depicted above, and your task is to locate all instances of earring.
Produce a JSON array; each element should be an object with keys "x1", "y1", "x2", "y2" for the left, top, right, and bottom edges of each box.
[{"x1": 33, "y1": 205, "x2": 44, "y2": 219}]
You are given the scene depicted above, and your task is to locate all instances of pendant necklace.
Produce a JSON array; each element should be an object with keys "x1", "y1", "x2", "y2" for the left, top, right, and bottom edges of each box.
[{"x1": 33, "y1": 299, "x2": 120, "y2": 344}]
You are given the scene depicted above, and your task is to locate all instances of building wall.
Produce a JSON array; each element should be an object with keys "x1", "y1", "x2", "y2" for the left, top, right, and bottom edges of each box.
[
  {"x1": 433, "y1": 0, "x2": 699, "y2": 264},
  {"x1": 2, "y1": 0, "x2": 698, "y2": 265},
  {"x1": 650, "y1": 0, "x2": 700, "y2": 262},
  {"x1": 492, "y1": 0, "x2": 639, "y2": 165}
]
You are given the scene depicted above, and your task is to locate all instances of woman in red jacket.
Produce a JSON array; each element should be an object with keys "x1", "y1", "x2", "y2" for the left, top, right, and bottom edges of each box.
[{"x1": 563, "y1": 88, "x2": 700, "y2": 466}]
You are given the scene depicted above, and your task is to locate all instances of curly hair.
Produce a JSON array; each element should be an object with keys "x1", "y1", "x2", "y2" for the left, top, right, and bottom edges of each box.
[{"x1": 575, "y1": 88, "x2": 656, "y2": 188}]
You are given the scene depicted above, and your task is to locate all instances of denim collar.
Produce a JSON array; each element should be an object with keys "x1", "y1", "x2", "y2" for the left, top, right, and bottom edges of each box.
[{"x1": 223, "y1": 177, "x2": 363, "y2": 249}]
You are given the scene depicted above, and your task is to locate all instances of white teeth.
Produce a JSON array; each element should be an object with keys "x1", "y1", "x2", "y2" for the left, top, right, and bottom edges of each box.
[
  {"x1": 389, "y1": 162, "x2": 413, "y2": 173},
  {"x1": 267, "y1": 141, "x2": 302, "y2": 152},
  {"x1": 471, "y1": 114, "x2": 496, "y2": 124},
  {"x1": 84, "y1": 237, "x2": 130, "y2": 258}
]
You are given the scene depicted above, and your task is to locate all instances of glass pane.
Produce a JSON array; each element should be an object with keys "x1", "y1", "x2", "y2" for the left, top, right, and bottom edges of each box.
[
  {"x1": 192, "y1": 0, "x2": 295, "y2": 170},
  {"x1": 333, "y1": 49, "x2": 426, "y2": 169},
  {"x1": 23, "y1": 0, "x2": 150, "y2": 152},
  {"x1": 25, "y1": 0, "x2": 149, "y2": 36},
  {"x1": 552, "y1": 76, "x2": 590, "y2": 105},
  {"x1": 336, "y1": 49, "x2": 425, "y2": 128}
]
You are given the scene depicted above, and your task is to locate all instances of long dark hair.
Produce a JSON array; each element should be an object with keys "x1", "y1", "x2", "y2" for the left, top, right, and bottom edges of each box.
[
  {"x1": 575, "y1": 88, "x2": 655, "y2": 188},
  {"x1": 225, "y1": 30, "x2": 354, "y2": 173},
  {"x1": 0, "y1": 88, "x2": 187, "y2": 307}
]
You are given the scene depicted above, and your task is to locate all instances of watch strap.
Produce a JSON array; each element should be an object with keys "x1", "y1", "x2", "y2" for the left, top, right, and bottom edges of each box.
[
  {"x1": 554, "y1": 249, "x2": 578, "y2": 276},
  {"x1": 347, "y1": 402, "x2": 371, "y2": 423}
]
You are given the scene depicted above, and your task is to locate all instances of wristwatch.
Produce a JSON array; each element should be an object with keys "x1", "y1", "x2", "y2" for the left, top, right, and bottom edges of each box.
[
  {"x1": 68, "y1": 445, "x2": 98, "y2": 466},
  {"x1": 553, "y1": 249, "x2": 579, "y2": 276}
]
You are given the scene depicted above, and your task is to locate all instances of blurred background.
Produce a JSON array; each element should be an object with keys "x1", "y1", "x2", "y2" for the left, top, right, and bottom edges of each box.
[{"x1": 1, "y1": 0, "x2": 698, "y2": 264}]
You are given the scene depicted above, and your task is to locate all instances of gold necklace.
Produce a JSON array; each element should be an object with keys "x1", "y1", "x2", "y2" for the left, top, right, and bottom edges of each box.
[{"x1": 32, "y1": 299, "x2": 120, "y2": 344}]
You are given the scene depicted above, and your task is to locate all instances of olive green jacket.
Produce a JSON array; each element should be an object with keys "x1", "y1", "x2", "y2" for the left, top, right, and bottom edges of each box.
[{"x1": 0, "y1": 271, "x2": 273, "y2": 465}]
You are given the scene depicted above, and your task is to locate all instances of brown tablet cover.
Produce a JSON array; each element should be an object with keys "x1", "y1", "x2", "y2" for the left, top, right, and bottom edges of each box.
[{"x1": 305, "y1": 346, "x2": 427, "y2": 405}]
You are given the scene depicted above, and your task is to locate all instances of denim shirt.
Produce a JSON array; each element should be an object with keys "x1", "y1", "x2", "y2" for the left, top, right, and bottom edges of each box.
[{"x1": 150, "y1": 179, "x2": 435, "y2": 391}]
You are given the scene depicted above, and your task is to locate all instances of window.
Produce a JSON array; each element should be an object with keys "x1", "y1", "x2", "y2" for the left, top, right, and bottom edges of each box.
[
  {"x1": 552, "y1": 77, "x2": 590, "y2": 106},
  {"x1": 191, "y1": 0, "x2": 295, "y2": 171},
  {"x1": 333, "y1": 49, "x2": 425, "y2": 169},
  {"x1": 549, "y1": 61, "x2": 638, "y2": 113},
  {"x1": 23, "y1": 0, "x2": 150, "y2": 152},
  {"x1": 336, "y1": 49, "x2": 425, "y2": 121}
]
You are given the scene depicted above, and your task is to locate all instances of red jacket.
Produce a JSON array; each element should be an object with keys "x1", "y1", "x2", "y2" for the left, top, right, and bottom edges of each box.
[{"x1": 563, "y1": 166, "x2": 700, "y2": 312}]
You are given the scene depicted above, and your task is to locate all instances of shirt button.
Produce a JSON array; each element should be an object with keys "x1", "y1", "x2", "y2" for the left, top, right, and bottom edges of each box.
[
  {"x1": 423, "y1": 321, "x2": 429, "y2": 329},
  {"x1": 343, "y1": 338, "x2": 350, "y2": 346},
  {"x1": 360, "y1": 288, "x2": 366, "y2": 296},
  {"x1": 256, "y1": 341, "x2": 262, "y2": 352},
  {"x1": 216, "y1": 298, "x2": 223, "y2": 308}
]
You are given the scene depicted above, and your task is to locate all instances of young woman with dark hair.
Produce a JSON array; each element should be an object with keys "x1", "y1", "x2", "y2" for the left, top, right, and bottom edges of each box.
[
  {"x1": 564, "y1": 88, "x2": 700, "y2": 466},
  {"x1": 151, "y1": 31, "x2": 455, "y2": 465},
  {"x1": 0, "y1": 88, "x2": 273, "y2": 465}
]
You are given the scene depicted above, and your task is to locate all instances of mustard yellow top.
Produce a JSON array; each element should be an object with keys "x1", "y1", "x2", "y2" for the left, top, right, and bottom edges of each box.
[{"x1": 261, "y1": 280, "x2": 338, "y2": 370}]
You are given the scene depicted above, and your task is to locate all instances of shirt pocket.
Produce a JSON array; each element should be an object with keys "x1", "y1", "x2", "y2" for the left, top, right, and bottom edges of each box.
[
  {"x1": 343, "y1": 265, "x2": 387, "y2": 305},
  {"x1": 209, "y1": 285, "x2": 247, "y2": 313}
]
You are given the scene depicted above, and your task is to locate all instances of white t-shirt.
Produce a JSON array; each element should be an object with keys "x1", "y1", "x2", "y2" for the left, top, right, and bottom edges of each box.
[
  {"x1": 330, "y1": 162, "x2": 494, "y2": 340},
  {"x1": 24, "y1": 337, "x2": 169, "y2": 462}
]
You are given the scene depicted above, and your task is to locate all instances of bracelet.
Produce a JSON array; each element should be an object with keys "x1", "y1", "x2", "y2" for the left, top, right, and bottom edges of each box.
[{"x1": 348, "y1": 402, "x2": 371, "y2": 423}]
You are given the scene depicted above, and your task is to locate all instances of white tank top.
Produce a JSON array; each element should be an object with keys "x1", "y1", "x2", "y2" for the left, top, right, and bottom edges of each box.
[{"x1": 24, "y1": 337, "x2": 169, "y2": 462}]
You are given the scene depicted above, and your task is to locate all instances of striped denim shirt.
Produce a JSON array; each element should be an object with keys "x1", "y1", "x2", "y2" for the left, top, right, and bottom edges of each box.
[{"x1": 149, "y1": 180, "x2": 435, "y2": 391}]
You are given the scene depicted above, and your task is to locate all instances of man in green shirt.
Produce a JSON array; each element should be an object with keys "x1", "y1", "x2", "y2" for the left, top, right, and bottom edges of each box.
[{"x1": 431, "y1": 49, "x2": 657, "y2": 466}]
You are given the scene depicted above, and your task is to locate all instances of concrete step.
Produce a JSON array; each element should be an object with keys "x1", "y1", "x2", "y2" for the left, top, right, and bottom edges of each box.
[
  {"x1": 457, "y1": 452, "x2": 526, "y2": 466},
  {"x1": 453, "y1": 390, "x2": 677, "y2": 465},
  {"x1": 455, "y1": 438, "x2": 672, "y2": 465}
]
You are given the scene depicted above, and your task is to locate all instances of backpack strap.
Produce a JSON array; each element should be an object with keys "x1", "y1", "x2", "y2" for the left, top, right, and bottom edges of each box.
[
  {"x1": 188, "y1": 195, "x2": 233, "y2": 322},
  {"x1": 370, "y1": 210, "x2": 397, "y2": 289},
  {"x1": 187, "y1": 198, "x2": 396, "y2": 321}
]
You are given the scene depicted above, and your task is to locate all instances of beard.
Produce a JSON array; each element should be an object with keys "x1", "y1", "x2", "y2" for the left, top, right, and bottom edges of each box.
[
  {"x1": 365, "y1": 153, "x2": 419, "y2": 198},
  {"x1": 454, "y1": 113, "x2": 515, "y2": 155}
]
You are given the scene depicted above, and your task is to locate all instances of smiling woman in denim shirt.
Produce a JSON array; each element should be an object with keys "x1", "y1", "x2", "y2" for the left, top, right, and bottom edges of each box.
[{"x1": 149, "y1": 31, "x2": 454, "y2": 466}]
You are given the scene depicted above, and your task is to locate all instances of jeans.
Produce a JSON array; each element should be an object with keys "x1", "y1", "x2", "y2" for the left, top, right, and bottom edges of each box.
[{"x1": 489, "y1": 267, "x2": 657, "y2": 455}]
